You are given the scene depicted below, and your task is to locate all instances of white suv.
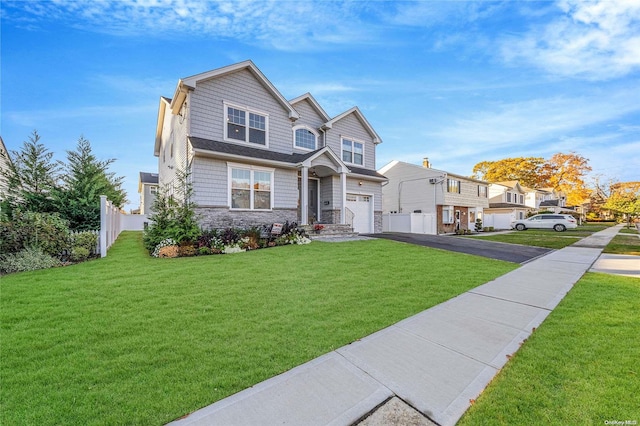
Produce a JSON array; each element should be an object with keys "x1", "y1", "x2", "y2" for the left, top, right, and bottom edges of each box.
[{"x1": 511, "y1": 214, "x2": 578, "y2": 232}]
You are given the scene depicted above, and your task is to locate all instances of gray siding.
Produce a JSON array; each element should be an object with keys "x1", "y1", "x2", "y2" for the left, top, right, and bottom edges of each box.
[
  {"x1": 158, "y1": 105, "x2": 189, "y2": 199},
  {"x1": 189, "y1": 69, "x2": 294, "y2": 154},
  {"x1": 346, "y1": 178, "x2": 382, "y2": 212},
  {"x1": 325, "y1": 113, "x2": 377, "y2": 170},
  {"x1": 191, "y1": 156, "x2": 298, "y2": 209}
]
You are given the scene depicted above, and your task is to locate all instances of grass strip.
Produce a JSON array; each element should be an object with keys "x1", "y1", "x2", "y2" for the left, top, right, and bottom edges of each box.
[
  {"x1": 459, "y1": 273, "x2": 640, "y2": 425},
  {"x1": 1, "y1": 231, "x2": 516, "y2": 425}
]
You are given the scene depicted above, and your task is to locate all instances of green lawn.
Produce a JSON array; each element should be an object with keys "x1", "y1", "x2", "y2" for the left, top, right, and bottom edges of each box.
[
  {"x1": 604, "y1": 227, "x2": 640, "y2": 255},
  {"x1": 459, "y1": 272, "x2": 640, "y2": 425},
  {"x1": 0, "y1": 232, "x2": 516, "y2": 426},
  {"x1": 469, "y1": 222, "x2": 615, "y2": 249}
]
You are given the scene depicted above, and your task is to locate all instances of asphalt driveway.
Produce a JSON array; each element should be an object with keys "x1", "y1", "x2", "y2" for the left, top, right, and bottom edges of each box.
[{"x1": 363, "y1": 232, "x2": 552, "y2": 264}]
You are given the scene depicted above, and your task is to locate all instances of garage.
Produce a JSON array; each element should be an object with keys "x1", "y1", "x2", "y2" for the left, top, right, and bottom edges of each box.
[{"x1": 346, "y1": 193, "x2": 373, "y2": 234}]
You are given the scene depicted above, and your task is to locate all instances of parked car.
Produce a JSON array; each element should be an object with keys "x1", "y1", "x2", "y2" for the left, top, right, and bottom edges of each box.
[{"x1": 511, "y1": 214, "x2": 578, "y2": 232}]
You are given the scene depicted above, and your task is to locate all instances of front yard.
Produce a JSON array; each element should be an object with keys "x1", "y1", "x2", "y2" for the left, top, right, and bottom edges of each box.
[
  {"x1": 0, "y1": 232, "x2": 516, "y2": 425},
  {"x1": 468, "y1": 222, "x2": 619, "y2": 249},
  {"x1": 459, "y1": 272, "x2": 640, "y2": 425}
]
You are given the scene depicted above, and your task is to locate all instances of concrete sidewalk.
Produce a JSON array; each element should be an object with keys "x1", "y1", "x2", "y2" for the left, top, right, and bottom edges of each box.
[{"x1": 169, "y1": 225, "x2": 626, "y2": 426}]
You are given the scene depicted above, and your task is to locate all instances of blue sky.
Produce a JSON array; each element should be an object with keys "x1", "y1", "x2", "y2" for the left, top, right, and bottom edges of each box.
[{"x1": 2, "y1": 0, "x2": 639, "y2": 212}]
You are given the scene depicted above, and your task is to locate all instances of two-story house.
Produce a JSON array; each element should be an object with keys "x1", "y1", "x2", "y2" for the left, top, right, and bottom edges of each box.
[
  {"x1": 138, "y1": 172, "x2": 159, "y2": 215},
  {"x1": 154, "y1": 60, "x2": 386, "y2": 233},
  {"x1": 484, "y1": 181, "x2": 531, "y2": 229},
  {"x1": 523, "y1": 186, "x2": 568, "y2": 212},
  {"x1": 379, "y1": 159, "x2": 490, "y2": 234}
]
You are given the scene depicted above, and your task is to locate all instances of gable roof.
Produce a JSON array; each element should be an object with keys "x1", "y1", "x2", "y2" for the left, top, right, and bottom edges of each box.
[
  {"x1": 378, "y1": 160, "x2": 487, "y2": 184},
  {"x1": 289, "y1": 93, "x2": 331, "y2": 122},
  {"x1": 491, "y1": 181, "x2": 527, "y2": 193},
  {"x1": 174, "y1": 60, "x2": 300, "y2": 121},
  {"x1": 139, "y1": 172, "x2": 159, "y2": 185},
  {"x1": 324, "y1": 106, "x2": 382, "y2": 144}
]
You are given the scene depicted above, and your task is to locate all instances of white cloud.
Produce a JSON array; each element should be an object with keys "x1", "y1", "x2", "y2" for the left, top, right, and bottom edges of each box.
[
  {"x1": 501, "y1": 0, "x2": 640, "y2": 80},
  {"x1": 3, "y1": 0, "x2": 378, "y2": 51},
  {"x1": 417, "y1": 88, "x2": 640, "y2": 165}
]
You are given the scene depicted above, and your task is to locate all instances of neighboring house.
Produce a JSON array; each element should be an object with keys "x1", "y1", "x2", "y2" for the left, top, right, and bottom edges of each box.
[
  {"x1": 154, "y1": 60, "x2": 386, "y2": 233},
  {"x1": 379, "y1": 159, "x2": 490, "y2": 234},
  {"x1": 524, "y1": 186, "x2": 570, "y2": 213},
  {"x1": 0, "y1": 137, "x2": 12, "y2": 203},
  {"x1": 138, "y1": 172, "x2": 159, "y2": 214},
  {"x1": 484, "y1": 181, "x2": 531, "y2": 229}
]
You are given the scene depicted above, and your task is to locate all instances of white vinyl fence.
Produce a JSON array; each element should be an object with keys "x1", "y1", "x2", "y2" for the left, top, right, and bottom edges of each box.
[
  {"x1": 382, "y1": 212, "x2": 437, "y2": 235},
  {"x1": 99, "y1": 195, "x2": 149, "y2": 257}
]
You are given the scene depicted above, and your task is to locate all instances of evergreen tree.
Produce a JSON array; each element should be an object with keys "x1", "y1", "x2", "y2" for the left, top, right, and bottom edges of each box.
[
  {"x1": 0, "y1": 130, "x2": 61, "y2": 216},
  {"x1": 56, "y1": 136, "x2": 127, "y2": 230}
]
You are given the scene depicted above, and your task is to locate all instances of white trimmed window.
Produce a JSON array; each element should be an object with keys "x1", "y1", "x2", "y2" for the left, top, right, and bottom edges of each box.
[
  {"x1": 228, "y1": 163, "x2": 274, "y2": 210},
  {"x1": 442, "y1": 206, "x2": 454, "y2": 224},
  {"x1": 293, "y1": 126, "x2": 317, "y2": 150},
  {"x1": 342, "y1": 138, "x2": 364, "y2": 166},
  {"x1": 224, "y1": 103, "x2": 268, "y2": 146},
  {"x1": 478, "y1": 186, "x2": 487, "y2": 198}
]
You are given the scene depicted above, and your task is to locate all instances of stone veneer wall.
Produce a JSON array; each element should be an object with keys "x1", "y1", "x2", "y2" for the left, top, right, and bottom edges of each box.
[
  {"x1": 374, "y1": 211, "x2": 382, "y2": 234},
  {"x1": 321, "y1": 209, "x2": 341, "y2": 225},
  {"x1": 196, "y1": 207, "x2": 298, "y2": 230}
]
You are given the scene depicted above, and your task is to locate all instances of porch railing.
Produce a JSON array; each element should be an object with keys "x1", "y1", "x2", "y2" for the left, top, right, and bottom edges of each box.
[{"x1": 345, "y1": 207, "x2": 355, "y2": 227}]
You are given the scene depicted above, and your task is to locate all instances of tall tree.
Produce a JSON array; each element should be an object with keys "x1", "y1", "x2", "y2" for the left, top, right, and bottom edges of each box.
[
  {"x1": 0, "y1": 130, "x2": 61, "y2": 215},
  {"x1": 543, "y1": 152, "x2": 592, "y2": 206},
  {"x1": 603, "y1": 181, "x2": 640, "y2": 227},
  {"x1": 56, "y1": 136, "x2": 127, "y2": 230},
  {"x1": 471, "y1": 157, "x2": 547, "y2": 188}
]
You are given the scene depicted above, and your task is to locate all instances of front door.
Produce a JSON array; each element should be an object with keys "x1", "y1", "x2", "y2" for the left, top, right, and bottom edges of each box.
[
  {"x1": 298, "y1": 178, "x2": 320, "y2": 224},
  {"x1": 308, "y1": 179, "x2": 319, "y2": 223}
]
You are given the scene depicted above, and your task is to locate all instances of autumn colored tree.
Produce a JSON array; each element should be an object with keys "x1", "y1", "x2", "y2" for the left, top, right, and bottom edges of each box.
[
  {"x1": 543, "y1": 152, "x2": 592, "y2": 206},
  {"x1": 472, "y1": 152, "x2": 591, "y2": 206},
  {"x1": 603, "y1": 181, "x2": 640, "y2": 227},
  {"x1": 472, "y1": 157, "x2": 547, "y2": 188}
]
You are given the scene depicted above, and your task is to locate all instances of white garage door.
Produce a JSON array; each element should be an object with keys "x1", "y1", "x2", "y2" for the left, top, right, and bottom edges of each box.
[
  {"x1": 484, "y1": 213, "x2": 512, "y2": 230},
  {"x1": 346, "y1": 194, "x2": 373, "y2": 234}
]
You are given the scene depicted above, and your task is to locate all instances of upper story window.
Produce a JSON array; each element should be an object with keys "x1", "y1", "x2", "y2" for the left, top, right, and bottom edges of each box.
[
  {"x1": 293, "y1": 126, "x2": 317, "y2": 150},
  {"x1": 225, "y1": 103, "x2": 268, "y2": 146},
  {"x1": 150, "y1": 186, "x2": 158, "y2": 195},
  {"x1": 519, "y1": 194, "x2": 524, "y2": 204},
  {"x1": 447, "y1": 179, "x2": 460, "y2": 193},
  {"x1": 506, "y1": 192, "x2": 512, "y2": 202},
  {"x1": 342, "y1": 138, "x2": 363, "y2": 166},
  {"x1": 478, "y1": 186, "x2": 487, "y2": 197}
]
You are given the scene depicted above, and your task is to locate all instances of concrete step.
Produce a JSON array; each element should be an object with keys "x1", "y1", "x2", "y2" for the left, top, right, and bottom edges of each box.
[{"x1": 301, "y1": 224, "x2": 357, "y2": 239}]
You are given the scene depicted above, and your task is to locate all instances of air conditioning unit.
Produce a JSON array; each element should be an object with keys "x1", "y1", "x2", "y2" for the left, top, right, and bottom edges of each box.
[{"x1": 429, "y1": 178, "x2": 439, "y2": 184}]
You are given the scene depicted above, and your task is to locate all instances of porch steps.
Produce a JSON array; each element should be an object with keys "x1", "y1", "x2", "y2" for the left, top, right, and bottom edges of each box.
[{"x1": 301, "y1": 224, "x2": 358, "y2": 240}]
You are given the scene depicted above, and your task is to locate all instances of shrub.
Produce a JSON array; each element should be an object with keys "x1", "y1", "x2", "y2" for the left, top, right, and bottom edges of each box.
[
  {"x1": 0, "y1": 247, "x2": 62, "y2": 274},
  {"x1": 70, "y1": 246, "x2": 91, "y2": 262},
  {"x1": 69, "y1": 231, "x2": 98, "y2": 256},
  {"x1": 197, "y1": 247, "x2": 212, "y2": 256},
  {"x1": 0, "y1": 211, "x2": 70, "y2": 257},
  {"x1": 151, "y1": 238, "x2": 178, "y2": 258},
  {"x1": 178, "y1": 244, "x2": 196, "y2": 257},
  {"x1": 158, "y1": 246, "x2": 179, "y2": 258}
]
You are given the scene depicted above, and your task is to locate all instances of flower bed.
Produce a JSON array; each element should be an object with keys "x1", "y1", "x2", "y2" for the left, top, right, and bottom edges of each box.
[{"x1": 149, "y1": 222, "x2": 311, "y2": 258}]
